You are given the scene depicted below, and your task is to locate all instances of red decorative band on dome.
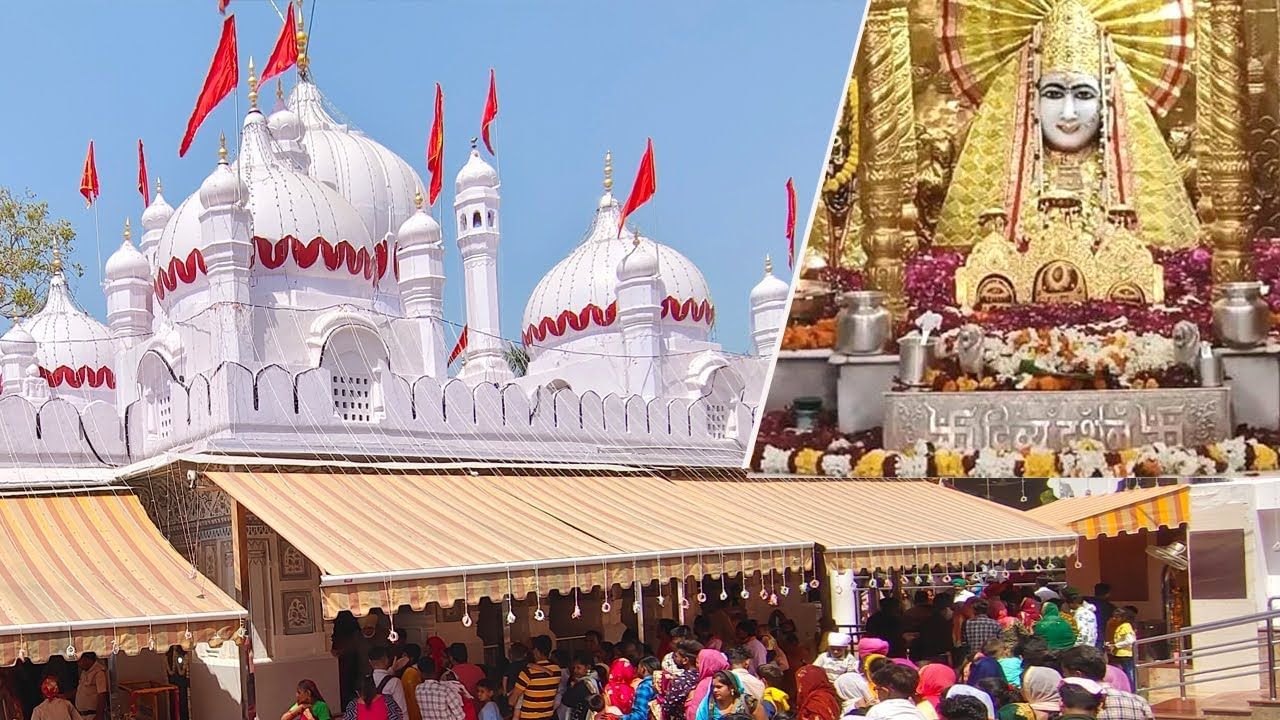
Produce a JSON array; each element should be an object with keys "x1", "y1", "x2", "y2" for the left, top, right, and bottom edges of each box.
[
  {"x1": 522, "y1": 295, "x2": 714, "y2": 346},
  {"x1": 154, "y1": 249, "x2": 208, "y2": 300},
  {"x1": 661, "y1": 296, "x2": 715, "y2": 325},
  {"x1": 40, "y1": 365, "x2": 115, "y2": 390},
  {"x1": 523, "y1": 301, "x2": 618, "y2": 346},
  {"x1": 252, "y1": 235, "x2": 390, "y2": 285}
]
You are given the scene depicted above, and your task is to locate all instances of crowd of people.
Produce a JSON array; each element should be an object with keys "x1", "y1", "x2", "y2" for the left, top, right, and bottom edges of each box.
[{"x1": 292, "y1": 582, "x2": 1144, "y2": 720}]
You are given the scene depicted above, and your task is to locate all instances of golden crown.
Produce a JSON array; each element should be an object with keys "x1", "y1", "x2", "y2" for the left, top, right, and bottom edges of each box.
[{"x1": 1039, "y1": 0, "x2": 1104, "y2": 78}]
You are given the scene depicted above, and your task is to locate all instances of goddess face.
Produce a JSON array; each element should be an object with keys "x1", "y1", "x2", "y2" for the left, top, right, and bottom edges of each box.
[{"x1": 1038, "y1": 72, "x2": 1102, "y2": 152}]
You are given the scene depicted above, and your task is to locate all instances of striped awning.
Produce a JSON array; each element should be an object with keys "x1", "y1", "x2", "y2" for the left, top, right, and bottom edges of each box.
[
  {"x1": 203, "y1": 471, "x2": 814, "y2": 619},
  {"x1": 729, "y1": 478, "x2": 1079, "y2": 572},
  {"x1": 0, "y1": 493, "x2": 246, "y2": 666},
  {"x1": 1026, "y1": 484, "x2": 1189, "y2": 539}
]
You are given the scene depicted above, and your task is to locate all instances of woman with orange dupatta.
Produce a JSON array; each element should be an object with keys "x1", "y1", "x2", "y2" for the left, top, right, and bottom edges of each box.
[{"x1": 794, "y1": 666, "x2": 841, "y2": 720}]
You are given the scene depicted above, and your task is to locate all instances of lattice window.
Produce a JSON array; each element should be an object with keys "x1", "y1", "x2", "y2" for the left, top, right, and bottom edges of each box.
[
  {"x1": 332, "y1": 374, "x2": 372, "y2": 422},
  {"x1": 158, "y1": 392, "x2": 172, "y2": 435},
  {"x1": 706, "y1": 402, "x2": 727, "y2": 438}
]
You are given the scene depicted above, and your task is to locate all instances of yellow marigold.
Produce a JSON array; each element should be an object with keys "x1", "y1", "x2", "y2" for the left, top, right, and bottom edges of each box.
[
  {"x1": 1206, "y1": 444, "x2": 1226, "y2": 464},
  {"x1": 853, "y1": 450, "x2": 888, "y2": 478},
  {"x1": 794, "y1": 448, "x2": 824, "y2": 476},
  {"x1": 1023, "y1": 450, "x2": 1058, "y2": 478},
  {"x1": 935, "y1": 450, "x2": 967, "y2": 477},
  {"x1": 1253, "y1": 442, "x2": 1279, "y2": 471},
  {"x1": 1119, "y1": 448, "x2": 1140, "y2": 466}
]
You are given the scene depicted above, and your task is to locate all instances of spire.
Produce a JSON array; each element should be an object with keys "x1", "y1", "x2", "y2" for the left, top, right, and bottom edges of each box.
[
  {"x1": 51, "y1": 235, "x2": 63, "y2": 275},
  {"x1": 218, "y1": 132, "x2": 229, "y2": 163},
  {"x1": 295, "y1": 0, "x2": 310, "y2": 80},
  {"x1": 604, "y1": 150, "x2": 613, "y2": 192},
  {"x1": 155, "y1": 177, "x2": 163, "y2": 195},
  {"x1": 123, "y1": 218, "x2": 132, "y2": 244},
  {"x1": 248, "y1": 56, "x2": 259, "y2": 110},
  {"x1": 414, "y1": 189, "x2": 424, "y2": 210},
  {"x1": 765, "y1": 254, "x2": 773, "y2": 274}
]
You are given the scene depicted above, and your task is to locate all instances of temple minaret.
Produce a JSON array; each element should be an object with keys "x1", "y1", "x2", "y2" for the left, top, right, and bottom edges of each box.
[{"x1": 454, "y1": 139, "x2": 513, "y2": 383}]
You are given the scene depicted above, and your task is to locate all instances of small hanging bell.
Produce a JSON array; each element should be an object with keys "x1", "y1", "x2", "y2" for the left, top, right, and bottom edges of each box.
[
  {"x1": 534, "y1": 608, "x2": 547, "y2": 622},
  {"x1": 718, "y1": 590, "x2": 729, "y2": 602},
  {"x1": 462, "y1": 610, "x2": 474, "y2": 628},
  {"x1": 740, "y1": 588, "x2": 751, "y2": 600},
  {"x1": 505, "y1": 610, "x2": 517, "y2": 625},
  {"x1": 780, "y1": 585, "x2": 791, "y2": 597},
  {"x1": 809, "y1": 579, "x2": 821, "y2": 590},
  {"x1": 657, "y1": 595, "x2": 666, "y2": 607},
  {"x1": 65, "y1": 645, "x2": 78, "y2": 660},
  {"x1": 768, "y1": 593, "x2": 779, "y2": 606},
  {"x1": 696, "y1": 592, "x2": 707, "y2": 603},
  {"x1": 387, "y1": 630, "x2": 399, "y2": 643}
]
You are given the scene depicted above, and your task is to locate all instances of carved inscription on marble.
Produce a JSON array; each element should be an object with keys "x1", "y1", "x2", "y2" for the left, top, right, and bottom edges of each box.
[{"x1": 884, "y1": 388, "x2": 1231, "y2": 451}]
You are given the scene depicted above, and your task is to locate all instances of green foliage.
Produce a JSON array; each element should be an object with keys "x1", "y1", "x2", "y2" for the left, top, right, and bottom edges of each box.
[
  {"x1": 503, "y1": 341, "x2": 530, "y2": 377},
  {"x1": 0, "y1": 187, "x2": 81, "y2": 319}
]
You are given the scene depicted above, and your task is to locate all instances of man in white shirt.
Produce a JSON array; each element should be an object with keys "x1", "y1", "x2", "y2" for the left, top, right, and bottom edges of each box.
[
  {"x1": 726, "y1": 647, "x2": 766, "y2": 701},
  {"x1": 1064, "y1": 588, "x2": 1099, "y2": 647},
  {"x1": 1033, "y1": 577, "x2": 1061, "y2": 603},
  {"x1": 75, "y1": 653, "x2": 109, "y2": 719},
  {"x1": 865, "y1": 664, "x2": 924, "y2": 720},
  {"x1": 371, "y1": 646, "x2": 408, "y2": 715}
]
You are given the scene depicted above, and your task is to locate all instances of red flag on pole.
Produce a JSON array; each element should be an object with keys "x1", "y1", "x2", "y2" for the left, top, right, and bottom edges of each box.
[
  {"x1": 785, "y1": 177, "x2": 797, "y2": 268},
  {"x1": 480, "y1": 68, "x2": 499, "y2": 156},
  {"x1": 80, "y1": 141, "x2": 100, "y2": 208},
  {"x1": 448, "y1": 326, "x2": 468, "y2": 365},
  {"x1": 261, "y1": 3, "x2": 298, "y2": 84},
  {"x1": 426, "y1": 83, "x2": 445, "y2": 206},
  {"x1": 218, "y1": 0, "x2": 230, "y2": 13},
  {"x1": 179, "y1": 14, "x2": 239, "y2": 158},
  {"x1": 617, "y1": 138, "x2": 657, "y2": 235},
  {"x1": 138, "y1": 140, "x2": 150, "y2": 208}
]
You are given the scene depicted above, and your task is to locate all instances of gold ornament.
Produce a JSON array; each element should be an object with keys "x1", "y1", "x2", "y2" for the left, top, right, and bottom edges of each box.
[{"x1": 1040, "y1": 0, "x2": 1103, "y2": 77}]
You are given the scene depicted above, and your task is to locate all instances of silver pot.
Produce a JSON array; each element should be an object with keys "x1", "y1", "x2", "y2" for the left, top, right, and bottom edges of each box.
[
  {"x1": 1213, "y1": 281, "x2": 1270, "y2": 348},
  {"x1": 835, "y1": 290, "x2": 892, "y2": 355},
  {"x1": 897, "y1": 334, "x2": 940, "y2": 389}
]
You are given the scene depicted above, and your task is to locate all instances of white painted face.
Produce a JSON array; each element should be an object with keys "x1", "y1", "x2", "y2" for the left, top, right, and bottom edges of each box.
[{"x1": 1038, "y1": 71, "x2": 1102, "y2": 152}]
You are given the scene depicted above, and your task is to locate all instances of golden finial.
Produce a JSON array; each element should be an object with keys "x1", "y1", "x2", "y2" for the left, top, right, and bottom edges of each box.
[
  {"x1": 218, "y1": 132, "x2": 228, "y2": 162},
  {"x1": 276, "y1": 78, "x2": 284, "y2": 103},
  {"x1": 124, "y1": 218, "x2": 132, "y2": 243},
  {"x1": 603, "y1": 150, "x2": 613, "y2": 192},
  {"x1": 414, "y1": 189, "x2": 424, "y2": 210},
  {"x1": 296, "y1": 0, "x2": 310, "y2": 80},
  {"x1": 765, "y1": 254, "x2": 773, "y2": 274},
  {"x1": 155, "y1": 177, "x2": 163, "y2": 195},
  {"x1": 51, "y1": 238, "x2": 63, "y2": 274},
  {"x1": 247, "y1": 57, "x2": 259, "y2": 110}
]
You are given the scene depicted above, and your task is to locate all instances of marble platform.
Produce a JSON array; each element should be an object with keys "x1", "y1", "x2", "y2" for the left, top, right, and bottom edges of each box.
[{"x1": 766, "y1": 347, "x2": 1280, "y2": 438}]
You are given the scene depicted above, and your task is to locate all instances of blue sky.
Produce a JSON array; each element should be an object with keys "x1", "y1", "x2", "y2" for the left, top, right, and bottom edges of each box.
[{"x1": 0, "y1": 1, "x2": 861, "y2": 353}]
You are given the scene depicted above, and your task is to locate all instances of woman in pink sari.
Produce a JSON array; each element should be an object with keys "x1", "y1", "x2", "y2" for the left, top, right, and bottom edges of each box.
[{"x1": 685, "y1": 650, "x2": 731, "y2": 720}]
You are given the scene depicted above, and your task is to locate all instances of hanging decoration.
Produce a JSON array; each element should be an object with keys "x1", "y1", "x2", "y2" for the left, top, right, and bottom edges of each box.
[
  {"x1": 461, "y1": 573, "x2": 474, "y2": 628},
  {"x1": 601, "y1": 561, "x2": 612, "y2": 613},
  {"x1": 632, "y1": 563, "x2": 643, "y2": 615},
  {"x1": 505, "y1": 568, "x2": 517, "y2": 625},
  {"x1": 656, "y1": 557, "x2": 667, "y2": 608},
  {"x1": 533, "y1": 567, "x2": 546, "y2": 622},
  {"x1": 696, "y1": 553, "x2": 708, "y2": 603},
  {"x1": 571, "y1": 563, "x2": 583, "y2": 620}
]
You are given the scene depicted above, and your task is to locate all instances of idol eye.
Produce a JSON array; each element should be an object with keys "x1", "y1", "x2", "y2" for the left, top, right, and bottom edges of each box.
[
  {"x1": 1040, "y1": 88, "x2": 1066, "y2": 100},
  {"x1": 1074, "y1": 88, "x2": 1098, "y2": 101}
]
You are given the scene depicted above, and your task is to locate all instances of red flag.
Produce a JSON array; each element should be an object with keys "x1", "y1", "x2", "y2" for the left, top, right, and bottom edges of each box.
[
  {"x1": 448, "y1": 326, "x2": 468, "y2": 365},
  {"x1": 218, "y1": 0, "x2": 230, "y2": 13},
  {"x1": 261, "y1": 3, "x2": 298, "y2": 84},
  {"x1": 617, "y1": 138, "x2": 656, "y2": 235},
  {"x1": 179, "y1": 15, "x2": 239, "y2": 158},
  {"x1": 427, "y1": 83, "x2": 445, "y2": 206},
  {"x1": 138, "y1": 140, "x2": 150, "y2": 208},
  {"x1": 785, "y1": 177, "x2": 797, "y2": 268},
  {"x1": 79, "y1": 141, "x2": 99, "y2": 208},
  {"x1": 481, "y1": 68, "x2": 499, "y2": 156}
]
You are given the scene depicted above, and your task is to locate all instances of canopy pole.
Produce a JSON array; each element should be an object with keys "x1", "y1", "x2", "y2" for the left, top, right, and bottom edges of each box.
[{"x1": 231, "y1": 501, "x2": 257, "y2": 720}]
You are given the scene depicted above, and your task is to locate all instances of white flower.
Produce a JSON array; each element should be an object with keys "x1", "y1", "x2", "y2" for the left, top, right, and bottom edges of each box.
[
  {"x1": 761, "y1": 445, "x2": 792, "y2": 474},
  {"x1": 821, "y1": 454, "x2": 853, "y2": 477},
  {"x1": 1218, "y1": 436, "x2": 1247, "y2": 472},
  {"x1": 828, "y1": 437, "x2": 853, "y2": 452},
  {"x1": 897, "y1": 452, "x2": 929, "y2": 478},
  {"x1": 972, "y1": 447, "x2": 1018, "y2": 478}
]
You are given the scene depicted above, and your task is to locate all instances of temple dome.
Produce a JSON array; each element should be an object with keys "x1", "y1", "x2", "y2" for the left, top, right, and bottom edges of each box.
[
  {"x1": 154, "y1": 110, "x2": 378, "y2": 311},
  {"x1": 21, "y1": 274, "x2": 115, "y2": 384},
  {"x1": 289, "y1": 80, "x2": 422, "y2": 242},
  {"x1": 456, "y1": 148, "x2": 499, "y2": 193},
  {"x1": 521, "y1": 190, "x2": 714, "y2": 351},
  {"x1": 105, "y1": 235, "x2": 149, "y2": 281},
  {"x1": 750, "y1": 259, "x2": 789, "y2": 305}
]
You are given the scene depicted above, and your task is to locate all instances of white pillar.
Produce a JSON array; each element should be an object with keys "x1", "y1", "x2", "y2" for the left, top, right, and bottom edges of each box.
[
  {"x1": 454, "y1": 147, "x2": 512, "y2": 383},
  {"x1": 615, "y1": 237, "x2": 665, "y2": 398}
]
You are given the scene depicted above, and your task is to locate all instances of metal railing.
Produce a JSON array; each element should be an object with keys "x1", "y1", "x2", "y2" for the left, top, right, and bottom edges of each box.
[{"x1": 1135, "y1": 596, "x2": 1279, "y2": 700}]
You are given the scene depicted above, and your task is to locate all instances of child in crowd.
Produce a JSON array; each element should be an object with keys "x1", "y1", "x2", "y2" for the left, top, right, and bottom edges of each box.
[
  {"x1": 475, "y1": 680, "x2": 501, "y2": 720},
  {"x1": 938, "y1": 696, "x2": 987, "y2": 720},
  {"x1": 1107, "y1": 609, "x2": 1137, "y2": 692},
  {"x1": 1058, "y1": 679, "x2": 1106, "y2": 720},
  {"x1": 758, "y1": 663, "x2": 791, "y2": 718}
]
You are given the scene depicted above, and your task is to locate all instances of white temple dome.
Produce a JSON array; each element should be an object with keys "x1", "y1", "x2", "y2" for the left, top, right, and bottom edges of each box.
[
  {"x1": 154, "y1": 110, "x2": 378, "y2": 310},
  {"x1": 289, "y1": 80, "x2": 422, "y2": 242},
  {"x1": 396, "y1": 199, "x2": 442, "y2": 250},
  {"x1": 456, "y1": 148, "x2": 499, "y2": 193},
  {"x1": 198, "y1": 158, "x2": 247, "y2": 209},
  {"x1": 21, "y1": 274, "x2": 115, "y2": 383},
  {"x1": 268, "y1": 106, "x2": 303, "y2": 143},
  {"x1": 522, "y1": 191, "x2": 714, "y2": 350},
  {"x1": 0, "y1": 324, "x2": 34, "y2": 358},
  {"x1": 750, "y1": 258, "x2": 789, "y2": 305},
  {"x1": 141, "y1": 192, "x2": 174, "y2": 233},
  {"x1": 105, "y1": 236, "x2": 149, "y2": 281},
  {"x1": 616, "y1": 238, "x2": 660, "y2": 281}
]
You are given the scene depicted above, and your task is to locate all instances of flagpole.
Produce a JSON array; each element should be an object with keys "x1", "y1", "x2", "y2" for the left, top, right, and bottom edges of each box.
[{"x1": 91, "y1": 199, "x2": 102, "y2": 280}]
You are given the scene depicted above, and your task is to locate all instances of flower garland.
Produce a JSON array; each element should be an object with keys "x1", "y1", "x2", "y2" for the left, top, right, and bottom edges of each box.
[{"x1": 754, "y1": 435, "x2": 1279, "y2": 478}]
